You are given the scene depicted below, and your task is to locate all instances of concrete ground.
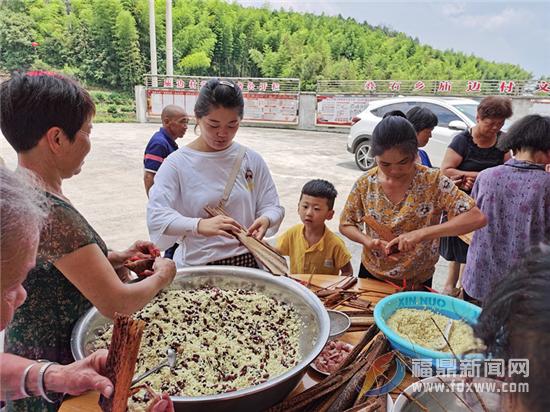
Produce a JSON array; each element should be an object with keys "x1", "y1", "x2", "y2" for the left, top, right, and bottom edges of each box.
[{"x1": 0, "y1": 123, "x2": 448, "y2": 290}]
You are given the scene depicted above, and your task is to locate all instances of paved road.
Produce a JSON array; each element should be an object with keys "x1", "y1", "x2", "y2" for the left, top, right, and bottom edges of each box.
[{"x1": 0, "y1": 123, "x2": 448, "y2": 289}]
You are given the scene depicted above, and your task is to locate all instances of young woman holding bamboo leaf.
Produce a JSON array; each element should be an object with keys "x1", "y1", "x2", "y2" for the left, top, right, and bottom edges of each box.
[{"x1": 147, "y1": 79, "x2": 284, "y2": 268}]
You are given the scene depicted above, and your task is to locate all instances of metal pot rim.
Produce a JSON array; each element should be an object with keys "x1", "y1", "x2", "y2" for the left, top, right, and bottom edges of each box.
[{"x1": 71, "y1": 266, "x2": 330, "y2": 403}]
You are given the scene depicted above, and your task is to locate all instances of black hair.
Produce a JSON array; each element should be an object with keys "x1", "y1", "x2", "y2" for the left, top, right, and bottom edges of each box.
[
  {"x1": 383, "y1": 110, "x2": 406, "y2": 119},
  {"x1": 474, "y1": 245, "x2": 550, "y2": 412},
  {"x1": 406, "y1": 106, "x2": 438, "y2": 132},
  {"x1": 194, "y1": 78, "x2": 244, "y2": 119},
  {"x1": 0, "y1": 72, "x2": 95, "y2": 153},
  {"x1": 371, "y1": 115, "x2": 418, "y2": 158},
  {"x1": 497, "y1": 114, "x2": 550, "y2": 154},
  {"x1": 300, "y1": 179, "x2": 338, "y2": 210}
]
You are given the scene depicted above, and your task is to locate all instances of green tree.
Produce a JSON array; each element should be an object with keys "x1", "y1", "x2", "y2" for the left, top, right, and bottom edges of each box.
[
  {"x1": 0, "y1": 10, "x2": 38, "y2": 71},
  {"x1": 115, "y1": 10, "x2": 144, "y2": 89},
  {"x1": 3, "y1": 0, "x2": 535, "y2": 90},
  {"x1": 91, "y1": 0, "x2": 123, "y2": 86}
]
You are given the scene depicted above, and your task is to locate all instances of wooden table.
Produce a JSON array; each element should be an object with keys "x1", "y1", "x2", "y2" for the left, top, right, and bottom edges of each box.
[{"x1": 61, "y1": 274, "x2": 399, "y2": 411}]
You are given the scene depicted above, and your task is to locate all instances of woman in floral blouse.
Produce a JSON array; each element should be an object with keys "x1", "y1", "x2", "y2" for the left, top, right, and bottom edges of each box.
[{"x1": 339, "y1": 115, "x2": 486, "y2": 290}]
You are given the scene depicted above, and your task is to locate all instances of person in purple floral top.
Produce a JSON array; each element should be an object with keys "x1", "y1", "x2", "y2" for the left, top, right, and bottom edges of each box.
[{"x1": 462, "y1": 114, "x2": 550, "y2": 304}]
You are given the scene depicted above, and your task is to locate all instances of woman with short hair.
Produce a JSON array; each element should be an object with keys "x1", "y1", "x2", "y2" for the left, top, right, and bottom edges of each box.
[
  {"x1": 462, "y1": 114, "x2": 550, "y2": 304},
  {"x1": 440, "y1": 96, "x2": 513, "y2": 295},
  {"x1": 0, "y1": 72, "x2": 176, "y2": 411}
]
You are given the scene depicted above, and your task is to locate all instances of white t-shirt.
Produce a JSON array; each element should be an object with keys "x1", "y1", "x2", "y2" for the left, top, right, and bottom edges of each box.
[{"x1": 147, "y1": 142, "x2": 284, "y2": 267}]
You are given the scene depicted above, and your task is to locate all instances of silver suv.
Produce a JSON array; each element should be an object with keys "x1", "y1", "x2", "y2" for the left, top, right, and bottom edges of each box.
[{"x1": 346, "y1": 96, "x2": 479, "y2": 170}]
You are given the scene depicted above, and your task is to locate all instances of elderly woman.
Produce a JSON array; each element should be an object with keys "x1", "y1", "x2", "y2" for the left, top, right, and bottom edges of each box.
[
  {"x1": 339, "y1": 115, "x2": 486, "y2": 290},
  {"x1": 462, "y1": 115, "x2": 550, "y2": 304},
  {"x1": 0, "y1": 167, "x2": 113, "y2": 405},
  {"x1": 475, "y1": 246, "x2": 550, "y2": 412},
  {"x1": 440, "y1": 96, "x2": 513, "y2": 295},
  {"x1": 0, "y1": 72, "x2": 176, "y2": 411}
]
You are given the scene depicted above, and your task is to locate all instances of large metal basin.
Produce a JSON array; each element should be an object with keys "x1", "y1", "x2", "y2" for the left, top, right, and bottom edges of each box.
[{"x1": 71, "y1": 266, "x2": 330, "y2": 411}]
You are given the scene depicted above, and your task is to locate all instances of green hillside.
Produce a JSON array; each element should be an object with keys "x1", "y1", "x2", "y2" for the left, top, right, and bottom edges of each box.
[{"x1": 0, "y1": 0, "x2": 532, "y2": 92}]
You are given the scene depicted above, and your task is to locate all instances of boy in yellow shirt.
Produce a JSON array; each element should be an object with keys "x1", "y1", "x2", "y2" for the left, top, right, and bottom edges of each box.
[{"x1": 277, "y1": 179, "x2": 353, "y2": 275}]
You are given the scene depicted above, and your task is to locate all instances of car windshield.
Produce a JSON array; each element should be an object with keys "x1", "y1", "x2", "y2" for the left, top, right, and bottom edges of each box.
[{"x1": 453, "y1": 104, "x2": 478, "y2": 123}]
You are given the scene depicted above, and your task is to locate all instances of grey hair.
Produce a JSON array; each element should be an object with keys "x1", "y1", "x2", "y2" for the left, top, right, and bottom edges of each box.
[{"x1": 0, "y1": 166, "x2": 50, "y2": 262}]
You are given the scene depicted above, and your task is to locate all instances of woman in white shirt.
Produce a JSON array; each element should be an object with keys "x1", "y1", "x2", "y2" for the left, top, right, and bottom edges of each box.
[{"x1": 147, "y1": 79, "x2": 284, "y2": 267}]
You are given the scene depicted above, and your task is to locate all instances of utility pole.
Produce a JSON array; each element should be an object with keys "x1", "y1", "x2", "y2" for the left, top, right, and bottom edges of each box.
[
  {"x1": 166, "y1": 0, "x2": 174, "y2": 77},
  {"x1": 149, "y1": 0, "x2": 158, "y2": 87}
]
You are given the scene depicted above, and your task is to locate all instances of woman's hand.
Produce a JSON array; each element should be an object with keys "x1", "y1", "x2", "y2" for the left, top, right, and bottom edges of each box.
[
  {"x1": 365, "y1": 238, "x2": 401, "y2": 261},
  {"x1": 461, "y1": 176, "x2": 476, "y2": 191},
  {"x1": 385, "y1": 229, "x2": 426, "y2": 254},
  {"x1": 124, "y1": 241, "x2": 160, "y2": 260},
  {"x1": 450, "y1": 175, "x2": 464, "y2": 186},
  {"x1": 109, "y1": 241, "x2": 160, "y2": 269},
  {"x1": 247, "y1": 216, "x2": 270, "y2": 240},
  {"x1": 44, "y1": 350, "x2": 113, "y2": 398},
  {"x1": 197, "y1": 216, "x2": 241, "y2": 238},
  {"x1": 365, "y1": 238, "x2": 389, "y2": 252},
  {"x1": 148, "y1": 393, "x2": 175, "y2": 412},
  {"x1": 150, "y1": 258, "x2": 176, "y2": 288}
]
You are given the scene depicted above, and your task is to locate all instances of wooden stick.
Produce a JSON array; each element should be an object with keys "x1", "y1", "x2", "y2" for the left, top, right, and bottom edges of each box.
[
  {"x1": 317, "y1": 288, "x2": 363, "y2": 299},
  {"x1": 342, "y1": 299, "x2": 372, "y2": 311},
  {"x1": 339, "y1": 326, "x2": 379, "y2": 370},
  {"x1": 324, "y1": 337, "x2": 389, "y2": 412},
  {"x1": 350, "y1": 317, "x2": 375, "y2": 327},
  {"x1": 327, "y1": 293, "x2": 357, "y2": 309},
  {"x1": 268, "y1": 363, "x2": 362, "y2": 412},
  {"x1": 98, "y1": 313, "x2": 145, "y2": 412},
  {"x1": 431, "y1": 319, "x2": 489, "y2": 412},
  {"x1": 339, "y1": 310, "x2": 374, "y2": 317},
  {"x1": 393, "y1": 351, "x2": 473, "y2": 412},
  {"x1": 270, "y1": 330, "x2": 379, "y2": 412},
  {"x1": 315, "y1": 277, "x2": 352, "y2": 294},
  {"x1": 395, "y1": 383, "x2": 429, "y2": 412}
]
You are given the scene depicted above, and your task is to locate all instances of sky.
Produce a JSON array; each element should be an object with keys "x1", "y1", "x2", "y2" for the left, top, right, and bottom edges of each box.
[{"x1": 233, "y1": 1, "x2": 550, "y2": 78}]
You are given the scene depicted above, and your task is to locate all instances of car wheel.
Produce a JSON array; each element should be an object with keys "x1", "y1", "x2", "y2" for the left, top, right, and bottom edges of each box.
[{"x1": 354, "y1": 140, "x2": 376, "y2": 171}]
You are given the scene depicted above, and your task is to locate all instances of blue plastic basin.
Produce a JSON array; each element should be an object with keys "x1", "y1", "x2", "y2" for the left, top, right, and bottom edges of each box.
[{"x1": 374, "y1": 291, "x2": 482, "y2": 366}]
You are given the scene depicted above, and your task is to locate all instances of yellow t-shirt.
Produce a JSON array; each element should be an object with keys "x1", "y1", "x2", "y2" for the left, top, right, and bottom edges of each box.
[
  {"x1": 277, "y1": 224, "x2": 352, "y2": 275},
  {"x1": 340, "y1": 165, "x2": 475, "y2": 284}
]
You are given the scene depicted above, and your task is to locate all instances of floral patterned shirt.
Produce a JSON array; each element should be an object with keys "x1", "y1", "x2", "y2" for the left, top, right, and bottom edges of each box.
[
  {"x1": 340, "y1": 165, "x2": 475, "y2": 284},
  {"x1": 462, "y1": 159, "x2": 550, "y2": 302},
  {"x1": 5, "y1": 193, "x2": 107, "y2": 412}
]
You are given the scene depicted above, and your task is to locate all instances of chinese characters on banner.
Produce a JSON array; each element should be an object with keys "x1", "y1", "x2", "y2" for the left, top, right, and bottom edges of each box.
[
  {"x1": 316, "y1": 95, "x2": 372, "y2": 126},
  {"x1": 147, "y1": 78, "x2": 299, "y2": 124},
  {"x1": 354, "y1": 80, "x2": 550, "y2": 95},
  {"x1": 160, "y1": 78, "x2": 284, "y2": 93}
]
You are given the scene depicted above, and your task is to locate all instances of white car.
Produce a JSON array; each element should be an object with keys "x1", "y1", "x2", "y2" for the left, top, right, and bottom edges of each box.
[{"x1": 346, "y1": 96, "x2": 479, "y2": 170}]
